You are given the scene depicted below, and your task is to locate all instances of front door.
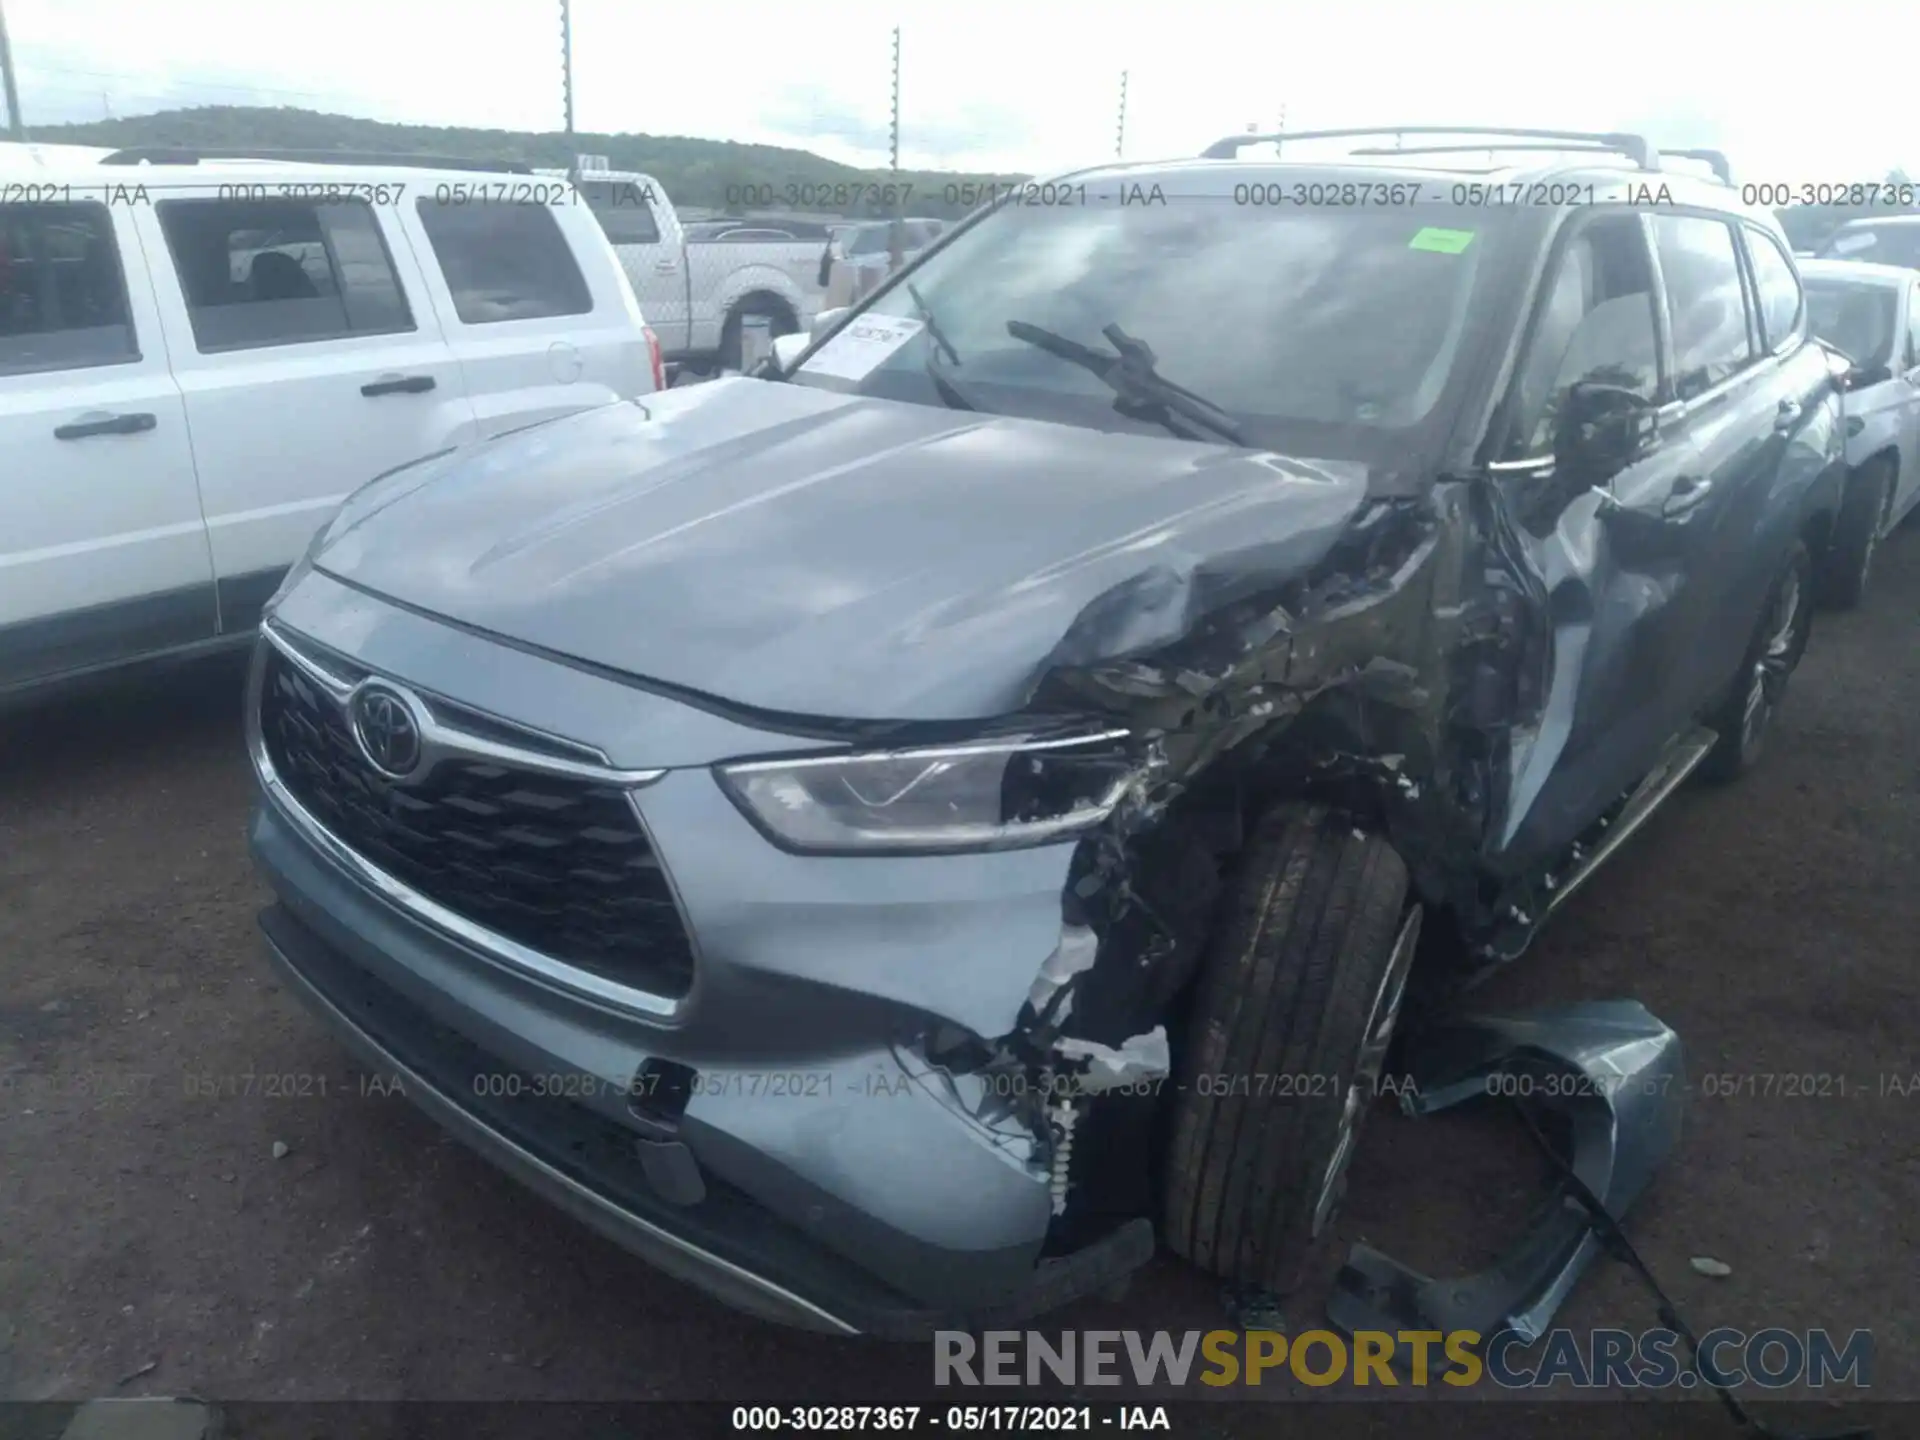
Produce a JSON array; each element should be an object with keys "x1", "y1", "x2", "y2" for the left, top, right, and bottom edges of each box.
[
  {"x1": 0, "y1": 198, "x2": 212, "y2": 690},
  {"x1": 1484, "y1": 207, "x2": 1702, "y2": 866}
]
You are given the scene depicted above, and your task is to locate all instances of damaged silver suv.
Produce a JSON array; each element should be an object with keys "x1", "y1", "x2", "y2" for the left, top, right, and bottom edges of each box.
[{"x1": 247, "y1": 127, "x2": 1845, "y2": 1336}]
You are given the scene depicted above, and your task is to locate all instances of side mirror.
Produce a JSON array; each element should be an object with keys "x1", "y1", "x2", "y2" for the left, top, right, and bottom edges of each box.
[
  {"x1": 1558, "y1": 382, "x2": 1654, "y2": 473},
  {"x1": 768, "y1": 331, "x2": 811, "y2": 374},
  {"x1": 811, "y1": 307, "x2": 849, "y2": 340}
]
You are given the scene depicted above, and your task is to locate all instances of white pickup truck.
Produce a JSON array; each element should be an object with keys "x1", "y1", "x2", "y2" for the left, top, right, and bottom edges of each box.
[{"x1": 545, "y1": 165, "x2": 827, "y2": 372}]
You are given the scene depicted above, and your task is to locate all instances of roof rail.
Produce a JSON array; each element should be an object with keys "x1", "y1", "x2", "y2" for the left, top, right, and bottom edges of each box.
[
  {"x1": 1201, "y1": 126, "x2": 1660, "y2": 172},
  {"x1": 98, "y1": 146, "x2": 533, "y2": 175},
  {"x1": 1662, "y1": 147, "x2": 1734, "y2": 185},
  {"x1": 1347, "y1": 142, "x2": 1631, "y2": 160}
]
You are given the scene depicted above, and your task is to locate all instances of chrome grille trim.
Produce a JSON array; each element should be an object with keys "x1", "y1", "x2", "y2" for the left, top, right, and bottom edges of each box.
[{"x1": 249, "y1": 625, "x2": 692, "y2": 1022}]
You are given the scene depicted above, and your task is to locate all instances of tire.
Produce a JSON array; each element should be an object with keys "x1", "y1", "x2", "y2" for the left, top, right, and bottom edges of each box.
[
  {"x1": 719, "y1": 299, "x2": 797, "y2": 373},
  {"x1": 1819, "y1": 461, "x2": 1891, "y2": 610},
  {"x1": 1700, "y1": 539, "x2": 1813, "y2": 784},
  {"x1": 1163, "y1": 804, "x2": 1418, "y2": 1295}
]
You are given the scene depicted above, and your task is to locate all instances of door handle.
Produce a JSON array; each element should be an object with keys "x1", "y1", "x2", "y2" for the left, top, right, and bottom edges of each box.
[
  {"x1": 653, "y1": 259, "x2": 678, "y2": 274},
  {"x1": 53, "y1": 411, "x2": 157, "y2": 440},
  {"x1": 1662, "y1": 476, "x2": 1712, "y2": 516},
  {"x1": 361, "y1": 374, "x2": 436, "y2": 397}
]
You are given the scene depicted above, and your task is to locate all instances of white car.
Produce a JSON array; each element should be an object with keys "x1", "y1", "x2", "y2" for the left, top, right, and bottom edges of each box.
[
  {"x1": 1, "y1": 143, "x2": 660, "y2": 698},
  {"x1": 546, "y1": 164, "x2": 828, "y2": 372}
]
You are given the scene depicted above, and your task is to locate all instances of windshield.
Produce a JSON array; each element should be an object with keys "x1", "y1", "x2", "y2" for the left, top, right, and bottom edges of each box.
[
  {"x1": 1804, "y1": 280, "x2": 1898, "y2": 367},
  {"x1": 1819, "y1": 223, "x2": 1920, "y2": 269},
  {"x1": 789, "y1": 186, "x2": 1504, "y2": 456}
]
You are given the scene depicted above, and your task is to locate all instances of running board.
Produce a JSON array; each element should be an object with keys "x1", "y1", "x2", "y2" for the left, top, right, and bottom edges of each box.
[{"x1": 1540, "y1": 727, "x2": 1718, "y2": 922}]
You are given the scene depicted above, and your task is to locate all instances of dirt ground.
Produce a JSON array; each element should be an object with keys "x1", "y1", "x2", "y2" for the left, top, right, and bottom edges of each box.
[{"x1": 2, "y1": 529, "x2": 1916, "y2": 1414}]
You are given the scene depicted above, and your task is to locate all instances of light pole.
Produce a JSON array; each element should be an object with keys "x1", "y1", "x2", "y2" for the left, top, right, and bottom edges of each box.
[
  {"x1": 888, "y1": 26, "x2": 903, "y2": 271},
  {"x1": 560, "y1": 0, "x2": 575, "y2": 175},
  {"x1": 0, "y1": 0, "x2": 27, "y2": 142}
]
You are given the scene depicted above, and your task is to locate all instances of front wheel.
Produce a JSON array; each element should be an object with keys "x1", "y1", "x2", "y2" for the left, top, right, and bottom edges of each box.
[
  {"x1": 1700, "y1": 539, "x2": 1813, "y2": 783},
  {"x1": 1163, "y1": 804, "x2": 1418, "y2": 1296}
]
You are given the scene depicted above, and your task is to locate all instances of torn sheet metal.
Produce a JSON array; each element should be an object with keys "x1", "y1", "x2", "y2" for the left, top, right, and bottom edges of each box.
[
  {"x1": 1055, "y1": 1026, "x2": 1171, "y2": 1094},
  {"x1": 1326, "y1": 999, "x2": 1685, "y2": 1354}
]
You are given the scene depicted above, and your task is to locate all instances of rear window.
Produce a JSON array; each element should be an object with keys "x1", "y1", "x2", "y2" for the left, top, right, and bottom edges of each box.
[
  {"x1": 0, "y1": 201, "x2": 138, "y2": 375},
  {"x1": 1820, "y1": 223, "x2": 1920, "y2": 269},
  {"x1": 415, "y1": 199, "x2": 593, "y2": 324},
  {"x1": 579, "y1": 180, "x2": 661, "y2": 246}
]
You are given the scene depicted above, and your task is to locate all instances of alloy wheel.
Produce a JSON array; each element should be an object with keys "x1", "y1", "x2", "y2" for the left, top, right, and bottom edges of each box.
[{"x1": 1311, "y1": 905, "x2": 1423, "y2": 1238}]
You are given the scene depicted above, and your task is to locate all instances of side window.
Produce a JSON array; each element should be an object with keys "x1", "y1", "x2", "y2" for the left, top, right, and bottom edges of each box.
[
  {"x1": 579, "y1": 181, "x2": 661, "y2": 246},
  {"x1": 1745, "y1": 230, "x2": 1802, "y2": 352},
  {"x1": 0, "y1": 202, "x2": 138, "y2": 376},
  {"x1": 156, "y1": 198, "x2": 413, "y2": 353},
  {"x1": 1505, "y1": 214, "x2": 1661, "y2": 458},
  {"x1": 415, "y1": 199, "x2": 594, "y2": 324},
  {"x1": 1653, "y1": 214, "x2": 1756, "y2": 400}
]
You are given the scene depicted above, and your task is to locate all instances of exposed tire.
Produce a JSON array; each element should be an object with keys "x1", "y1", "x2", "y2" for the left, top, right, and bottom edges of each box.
[
  {"x1": 1819, "y1": 461, "x2": 1891, "y2": 610},
  {"x1": 719, "y1": 298, "x2": 798, "y2": 372},
  {"x1": 1700, "y1": 539, "x2": 1813, "y2": 784},
  {"x1": 1163, "y1": 804, "x2": 1417, "y2": 1296}
]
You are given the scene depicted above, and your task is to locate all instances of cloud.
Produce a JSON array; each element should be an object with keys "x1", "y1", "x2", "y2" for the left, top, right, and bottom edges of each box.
[{"x1": 754, "y1": 84, "x2": 1039, "y2": 169}]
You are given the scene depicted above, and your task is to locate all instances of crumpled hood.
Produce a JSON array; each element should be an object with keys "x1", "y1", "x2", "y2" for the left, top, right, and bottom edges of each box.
[{"x1": 315, "y1": 378, "x2": 1373, "y2": 720}]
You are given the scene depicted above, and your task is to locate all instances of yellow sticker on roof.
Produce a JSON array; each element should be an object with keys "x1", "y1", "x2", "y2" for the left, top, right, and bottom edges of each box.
[{"x1": 1409, "y1": 227, "x2": 1476, "y2": 254}]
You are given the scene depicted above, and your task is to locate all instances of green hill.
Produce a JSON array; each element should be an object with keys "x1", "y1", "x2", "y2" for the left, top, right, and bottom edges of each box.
[{"x1": 29, "y1": 105, "x2": 1027, "y2": 219}]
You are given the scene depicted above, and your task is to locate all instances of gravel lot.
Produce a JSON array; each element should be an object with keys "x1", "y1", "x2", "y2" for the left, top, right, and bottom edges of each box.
[{"x1": 3, "y1": 529, "x2": 1916, "y2": 1411}]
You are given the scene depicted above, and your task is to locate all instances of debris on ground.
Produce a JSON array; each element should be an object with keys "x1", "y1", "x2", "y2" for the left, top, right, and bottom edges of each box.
[
  {"x1": 270, "y1": 1141, "x2": 289, "y2": 1160},
  {"x1": 1690, "y1": 1255, "x2": 1733, "y2": 1278}
]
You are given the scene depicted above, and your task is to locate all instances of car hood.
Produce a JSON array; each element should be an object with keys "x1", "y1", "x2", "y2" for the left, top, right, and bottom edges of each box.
[{"x1": 315, "y1": 378, "x2": 1374, "y2": 720}]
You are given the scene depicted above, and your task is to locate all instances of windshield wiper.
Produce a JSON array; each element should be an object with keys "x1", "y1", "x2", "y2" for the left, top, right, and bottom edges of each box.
[
  {"x1": 1005, "y1": 319, "x2": 1248, "y2": 446},
  {"x1": 907, "y1": 282, "x2": 961, "y2": 365},
  {"x1": 904, "y1": 283, "x2": 976, "y2": 413}
]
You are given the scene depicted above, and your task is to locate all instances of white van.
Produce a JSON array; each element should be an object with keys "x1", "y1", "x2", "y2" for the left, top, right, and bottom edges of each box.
[{"x1": 1, "y1": 143, "x2": 661, "y2": 697}]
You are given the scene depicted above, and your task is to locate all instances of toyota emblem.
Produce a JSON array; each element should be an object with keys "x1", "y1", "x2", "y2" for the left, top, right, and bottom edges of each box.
[{"x1": 349, "y1": 684, "x2": 423, "y2": 779}]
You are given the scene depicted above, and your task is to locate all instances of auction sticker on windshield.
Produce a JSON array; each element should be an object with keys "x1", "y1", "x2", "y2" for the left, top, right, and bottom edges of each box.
[{"x1": 802, "y1": 315, "x2": 926, "y2": 381}]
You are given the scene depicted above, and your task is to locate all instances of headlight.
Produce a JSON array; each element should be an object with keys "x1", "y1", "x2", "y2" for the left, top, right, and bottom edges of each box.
[{"x1": 715, "y1": 728, "x2": 1136, "y2": 854}]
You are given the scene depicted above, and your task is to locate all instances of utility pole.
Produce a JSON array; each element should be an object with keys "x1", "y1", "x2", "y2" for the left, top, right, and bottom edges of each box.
[
  {"x1": 888, "y1": 26, "x2": 903, "y2": 271},
  {"x1": 1114, "y1": 70, "x2": 1128, "y2": 160},
  {"x1": 0, "y1": 0, "x2": 26, "y2": 143},
  {"x1": 559, "y1": 0, "x2": 575, "y2": 176}
]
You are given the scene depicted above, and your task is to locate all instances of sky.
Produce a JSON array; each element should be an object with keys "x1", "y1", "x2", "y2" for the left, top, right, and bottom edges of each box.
[{"x1": 4, "y1": 0, "x2": 1913, "y2": 188}]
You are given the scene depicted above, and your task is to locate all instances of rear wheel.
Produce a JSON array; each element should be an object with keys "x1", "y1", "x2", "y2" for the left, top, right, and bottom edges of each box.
[
  {"x1": 1163, "y1": 804, "x2": 1417, "y2": 1295},
  {"x1": 1819, "y1": 461, "x2": 1891, "y2": 610},
  {"x1": 1701, "y1": 539, "x2": 1813, "y2": 783}
]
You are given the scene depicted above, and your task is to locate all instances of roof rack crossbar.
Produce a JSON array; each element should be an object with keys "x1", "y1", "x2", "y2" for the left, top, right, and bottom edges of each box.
[
  {"x1": 1661, "y1": 148, "x2": 1733, "y2": 185},
  {"x1": 98, "y1": 146, "x2": 533, "y2": 175},
  {"x1": 1200, "y1": 126, "x2": 1660, "y2": 171}
]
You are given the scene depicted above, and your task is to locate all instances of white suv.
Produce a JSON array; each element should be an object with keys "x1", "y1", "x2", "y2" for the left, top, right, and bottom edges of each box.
[{"x1": 0, "y1": 143, "x2": 661, "y2": 697}]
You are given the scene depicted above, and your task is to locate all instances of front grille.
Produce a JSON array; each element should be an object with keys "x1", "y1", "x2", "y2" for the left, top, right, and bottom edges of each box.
[{"x1": 258, "y1": 646, "x2": 695, "y2": 998}]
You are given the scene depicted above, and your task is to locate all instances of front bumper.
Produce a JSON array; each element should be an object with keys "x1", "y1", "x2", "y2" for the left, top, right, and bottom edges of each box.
[{"x1": 245, "y1": 577, "x2": 1154, "y2": 1335}]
